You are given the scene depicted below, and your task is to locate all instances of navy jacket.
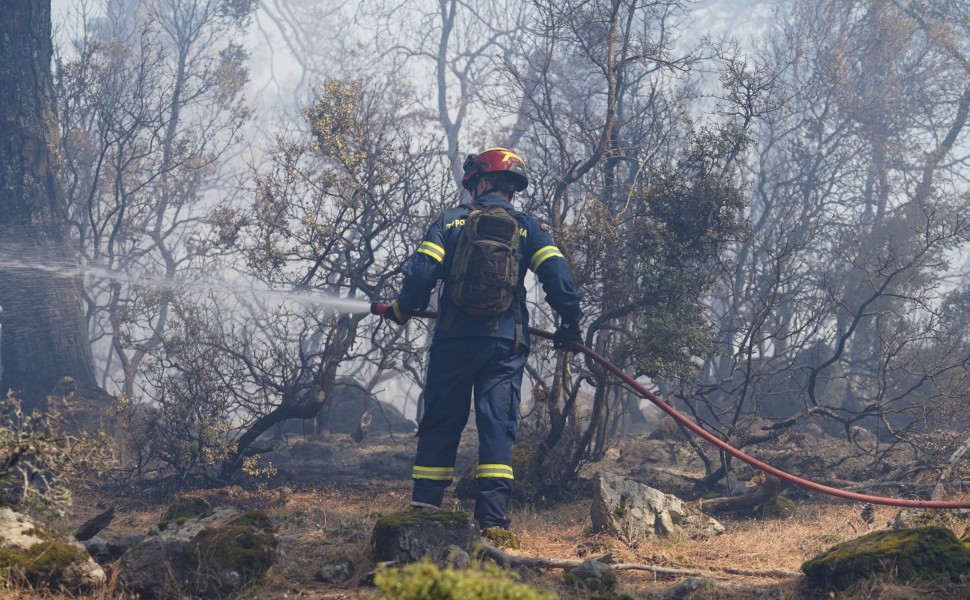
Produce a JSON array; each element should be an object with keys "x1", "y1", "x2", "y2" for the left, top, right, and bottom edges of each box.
[{"x1": 396, "y1": 193, "x2": 583, "y2": 347}]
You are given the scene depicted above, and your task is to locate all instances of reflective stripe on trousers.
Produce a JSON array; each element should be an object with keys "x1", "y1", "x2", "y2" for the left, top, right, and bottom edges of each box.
[{"x1": 411, "y1": 337, "x2": 527, "y2": 529}]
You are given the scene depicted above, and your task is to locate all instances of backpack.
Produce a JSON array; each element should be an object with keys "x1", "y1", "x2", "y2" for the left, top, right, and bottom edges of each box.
[{"x1": 445, "y1": 204, "x2": 523, "y2": 321}]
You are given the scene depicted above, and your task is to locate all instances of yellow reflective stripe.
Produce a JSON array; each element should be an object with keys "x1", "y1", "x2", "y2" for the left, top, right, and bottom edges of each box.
[
  {"x1": 530, "y1": 245, "x2": 564, "y2": 271},
  {"x1": 417, "y1": 241, "x2": 445, "y2": 263},
  {"x1": 412, "y1": 465, "x2": 455, "y2": 481},
  {"x1": 476, "y1": 464, "x2": 514, "y2": 480}
]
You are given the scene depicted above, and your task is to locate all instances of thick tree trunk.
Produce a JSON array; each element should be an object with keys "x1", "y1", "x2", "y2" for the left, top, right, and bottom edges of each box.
[{"x1": 0, "y1": 0, "x2": 96, "y2": 410}]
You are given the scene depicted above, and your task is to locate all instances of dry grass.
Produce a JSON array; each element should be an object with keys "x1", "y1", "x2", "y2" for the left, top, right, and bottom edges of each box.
[{"x1": 9, "y1": 433, "x2": 970, "y2": 599}]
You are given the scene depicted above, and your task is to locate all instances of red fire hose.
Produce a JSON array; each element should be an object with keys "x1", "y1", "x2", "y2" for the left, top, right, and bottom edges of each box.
[{"x1": 371, "y1": 303, "x2": 970, "y2": 508}]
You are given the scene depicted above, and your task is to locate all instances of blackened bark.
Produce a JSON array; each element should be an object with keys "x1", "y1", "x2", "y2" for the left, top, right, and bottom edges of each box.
[{"x1": 0, "y1": 0, "x2": 96, "y2": 410}]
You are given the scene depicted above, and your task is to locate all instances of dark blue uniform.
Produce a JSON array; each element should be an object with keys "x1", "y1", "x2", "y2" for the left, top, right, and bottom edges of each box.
[{"x1": 395, "y1": 192, "x2": 582, "y2": 529}]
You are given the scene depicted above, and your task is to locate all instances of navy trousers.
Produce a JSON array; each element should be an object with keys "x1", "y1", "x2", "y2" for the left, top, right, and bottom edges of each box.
[{"x1": 411, "y1": 337, "x2": 528, "y2": 529}]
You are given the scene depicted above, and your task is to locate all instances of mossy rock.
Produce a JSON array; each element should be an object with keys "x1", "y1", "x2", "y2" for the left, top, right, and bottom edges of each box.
[
  {"x1": 120, "y1": 507, "x2": 277, "y2": 599},
  {"x1": 0, "y1": 509, "x2": 105, "y2": 593},
  {"x1": 802, "y1": 526, "x2": 970, "y2": 589},
  {"x1": 481, "y1": 527, "x2": 520, "y2": 550},
  {"x1": 0, "y1": 536, "x2": 97, "y2": 592},
  {"x1": 564, "y1": 559, "x2": 617, "y2": 592},
  {"x1": 159, "y1": 496, "x2": 212, "y2": 530},
  {"x1": 374, "y1": 559, "x2": 556, "y2": 600},
  {"x1": 892, "y1": 508, "x2": 948, "y2": 530},
  {"x1": 757, "y1": 495, "x2": 796, "y2": 519},
  {"x1": 372, "y1": 510, "x2": 478, "y2": 565},
  {"x1": 185, "y1": 510, "x2": 277, "y2": 594},
  {"x1": 374, "y1": 509, "x2": 472, "y2": 534},
  {"x1": 315, "y1": 556, "x2": 355, "y2": 584}
]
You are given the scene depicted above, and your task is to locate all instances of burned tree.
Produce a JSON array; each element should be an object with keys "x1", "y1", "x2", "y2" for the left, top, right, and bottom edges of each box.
[
  {"x1": 55, "y1": 0, "x2": 254, "y2": 398},
  {"x1": 0, "y1": 0, "x2": 95, "y2": 409},
  {"x1": 681, "y1": 0, "x2": 970, "y2": 491},
  {"x1": 501, "y1": 0, "x2": 752, "y2": 495}
]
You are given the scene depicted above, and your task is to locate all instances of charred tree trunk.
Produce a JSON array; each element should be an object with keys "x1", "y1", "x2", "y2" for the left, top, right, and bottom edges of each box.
[{"x1": 0, "y1": 0, "x2": 95, "y2": 410}]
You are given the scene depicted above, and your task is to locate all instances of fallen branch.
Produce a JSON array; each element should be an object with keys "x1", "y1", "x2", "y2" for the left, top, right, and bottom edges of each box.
[
  {"x1": 698, "y1": 473, "x2": 781, "y2": 514},
  {"x1": 479, "y1": 541, "x2": 800, "y2": 580},
  {"x1": 479, "y1": 542, "x2": 613, "y2": 570},
  {"x1": 74, "y1": 506, "x2": 115, "y2": 542},
  {"x1": 615, "y1": 562, "x2": 801, "y2": 580}
]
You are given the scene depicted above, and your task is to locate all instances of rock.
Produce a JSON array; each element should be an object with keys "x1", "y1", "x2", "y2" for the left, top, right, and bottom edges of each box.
[
  {"x1": 591, "y1": 472, "x2": 724, "y2": 542},
  {"x1": 440, "y1": 544, "x2": 472, "y2": 569},
  {"x1": 82, "y1": 530, "x2": 144, "y2": 564},
  {"x1": 647, "y1": 416, "x2": 689, "y2": 441},
  {"x1": 563, "y1": 559, "x2": 616, "y2": 592},
  {"x1": 657, "y1": 576, "x2": 747, "y2": 599},
  {"x1": 328, "y1": 379, "x2": 416, "y2": 435},
  {"x1": 315, "y1": 557, "x2": 355, "y2": 584},
  {"x1": 758, "y1": 494, "x2": 797, "y2": 519},
  {"x1": 802, "y1": 526, "x2": 970, "y2": 590},
  {"x1": 890, "y1": 508, "x2": 970, "y2": 531},
  {"x1": 118, "y1": 501, "x2": 278, "y2": 599},
  {"x1": 371, "y1": 509, "x2": 479, "y2": 566},
  {"x1": 159, "y1": 496, "x2": 213, "y2": 524},
  {"x1": 275, "y1": 378, "x2": 417, "y2": 438},
  {"x1": 0, "y1": 507, "x2": 106, "y2": 592}
]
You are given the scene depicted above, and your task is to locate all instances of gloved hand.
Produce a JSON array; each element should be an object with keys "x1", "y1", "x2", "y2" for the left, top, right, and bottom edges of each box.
[
  {"x1": 384, "y1": 300, "x2": 410, "y2": 325},
  {"x1": 553, "y1": 322, "x2": 582, "y2": 350}
]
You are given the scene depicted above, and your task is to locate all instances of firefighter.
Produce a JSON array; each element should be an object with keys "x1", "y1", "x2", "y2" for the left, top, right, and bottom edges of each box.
[{"x1": 380, "y1": 147, "x2": 583, "y2": 532}]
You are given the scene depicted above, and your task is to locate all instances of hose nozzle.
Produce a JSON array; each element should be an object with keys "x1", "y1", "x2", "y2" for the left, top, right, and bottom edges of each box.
[{"x1": 370, "y1": 302, "x2": 389, "y2": 316}]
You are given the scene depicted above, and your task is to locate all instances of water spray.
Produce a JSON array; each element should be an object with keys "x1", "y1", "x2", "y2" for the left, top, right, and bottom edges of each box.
[
  {"x1": 376, "y1": 304, "x2": 970, "y2": 509},
  {"x1": 0, "y1": 252, "x2": 372, "y2": 314}
]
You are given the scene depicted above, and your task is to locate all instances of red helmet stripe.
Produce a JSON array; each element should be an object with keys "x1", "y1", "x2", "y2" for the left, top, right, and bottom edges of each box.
[{"x1": 461, "y1": 147, "x2": 529, "y2": 191}]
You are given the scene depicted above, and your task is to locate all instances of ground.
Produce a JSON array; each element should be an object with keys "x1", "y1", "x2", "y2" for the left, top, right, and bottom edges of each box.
[{"x1": 14, "y1": 429, "x2": 970, "y2": 599}]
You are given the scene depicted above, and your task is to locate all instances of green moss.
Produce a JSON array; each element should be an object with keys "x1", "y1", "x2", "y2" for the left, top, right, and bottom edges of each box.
[
  {"x1": 758, "y1": 495, "x2": 796, "y2": 519},
  {"x1": 373, "y1": 510, "x2": 472, "y2": 537},
  {"x1": 481, "y1": 527, "x2": 520, "y2": 550},
  {"x1": 802, "y1": 526, "x2": 970, "y2": 590},
  {"x1": 185, "y1": 510, "x2": 278, "y2": 588},
  {"x1": 562, "y1": 572, "x2": 580, "y2": 587},
  {"x1": 161, "y1": 496, "x2": 212, "y2": 524},
  {"x1": 226, "y1": 510, "x2": 274, "y2": 532},
  {"x1": 612, "y1": 493, "x2": 629, "y2": 520},
  {"x1": 0, "y1": 528, "x2": 92, "y2": 592},
  {"x1": 374, "y1": 559, "x2": 555, "y2": 599}
]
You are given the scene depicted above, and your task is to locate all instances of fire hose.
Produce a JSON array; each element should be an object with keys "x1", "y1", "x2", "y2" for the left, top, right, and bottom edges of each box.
[{"x1": 370, "y1": 302, "x2": 970, "y2": 509}]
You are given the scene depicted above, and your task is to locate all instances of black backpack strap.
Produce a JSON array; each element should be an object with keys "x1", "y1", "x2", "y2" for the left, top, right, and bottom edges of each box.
[
  {"x1": 513, "y1": 211, "x2": 529, "y2": 348},
  {"x1": 441, "y1": 204, "x2": 476, "y2": 331},
  {"x1": 512, "y1": 285, "x2": 524, "y2": 349}
]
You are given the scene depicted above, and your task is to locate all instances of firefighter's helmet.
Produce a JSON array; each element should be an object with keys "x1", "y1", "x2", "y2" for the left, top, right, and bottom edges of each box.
[{"x1": 461, "y1": 147, "x2": 528, "y2": 192}]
